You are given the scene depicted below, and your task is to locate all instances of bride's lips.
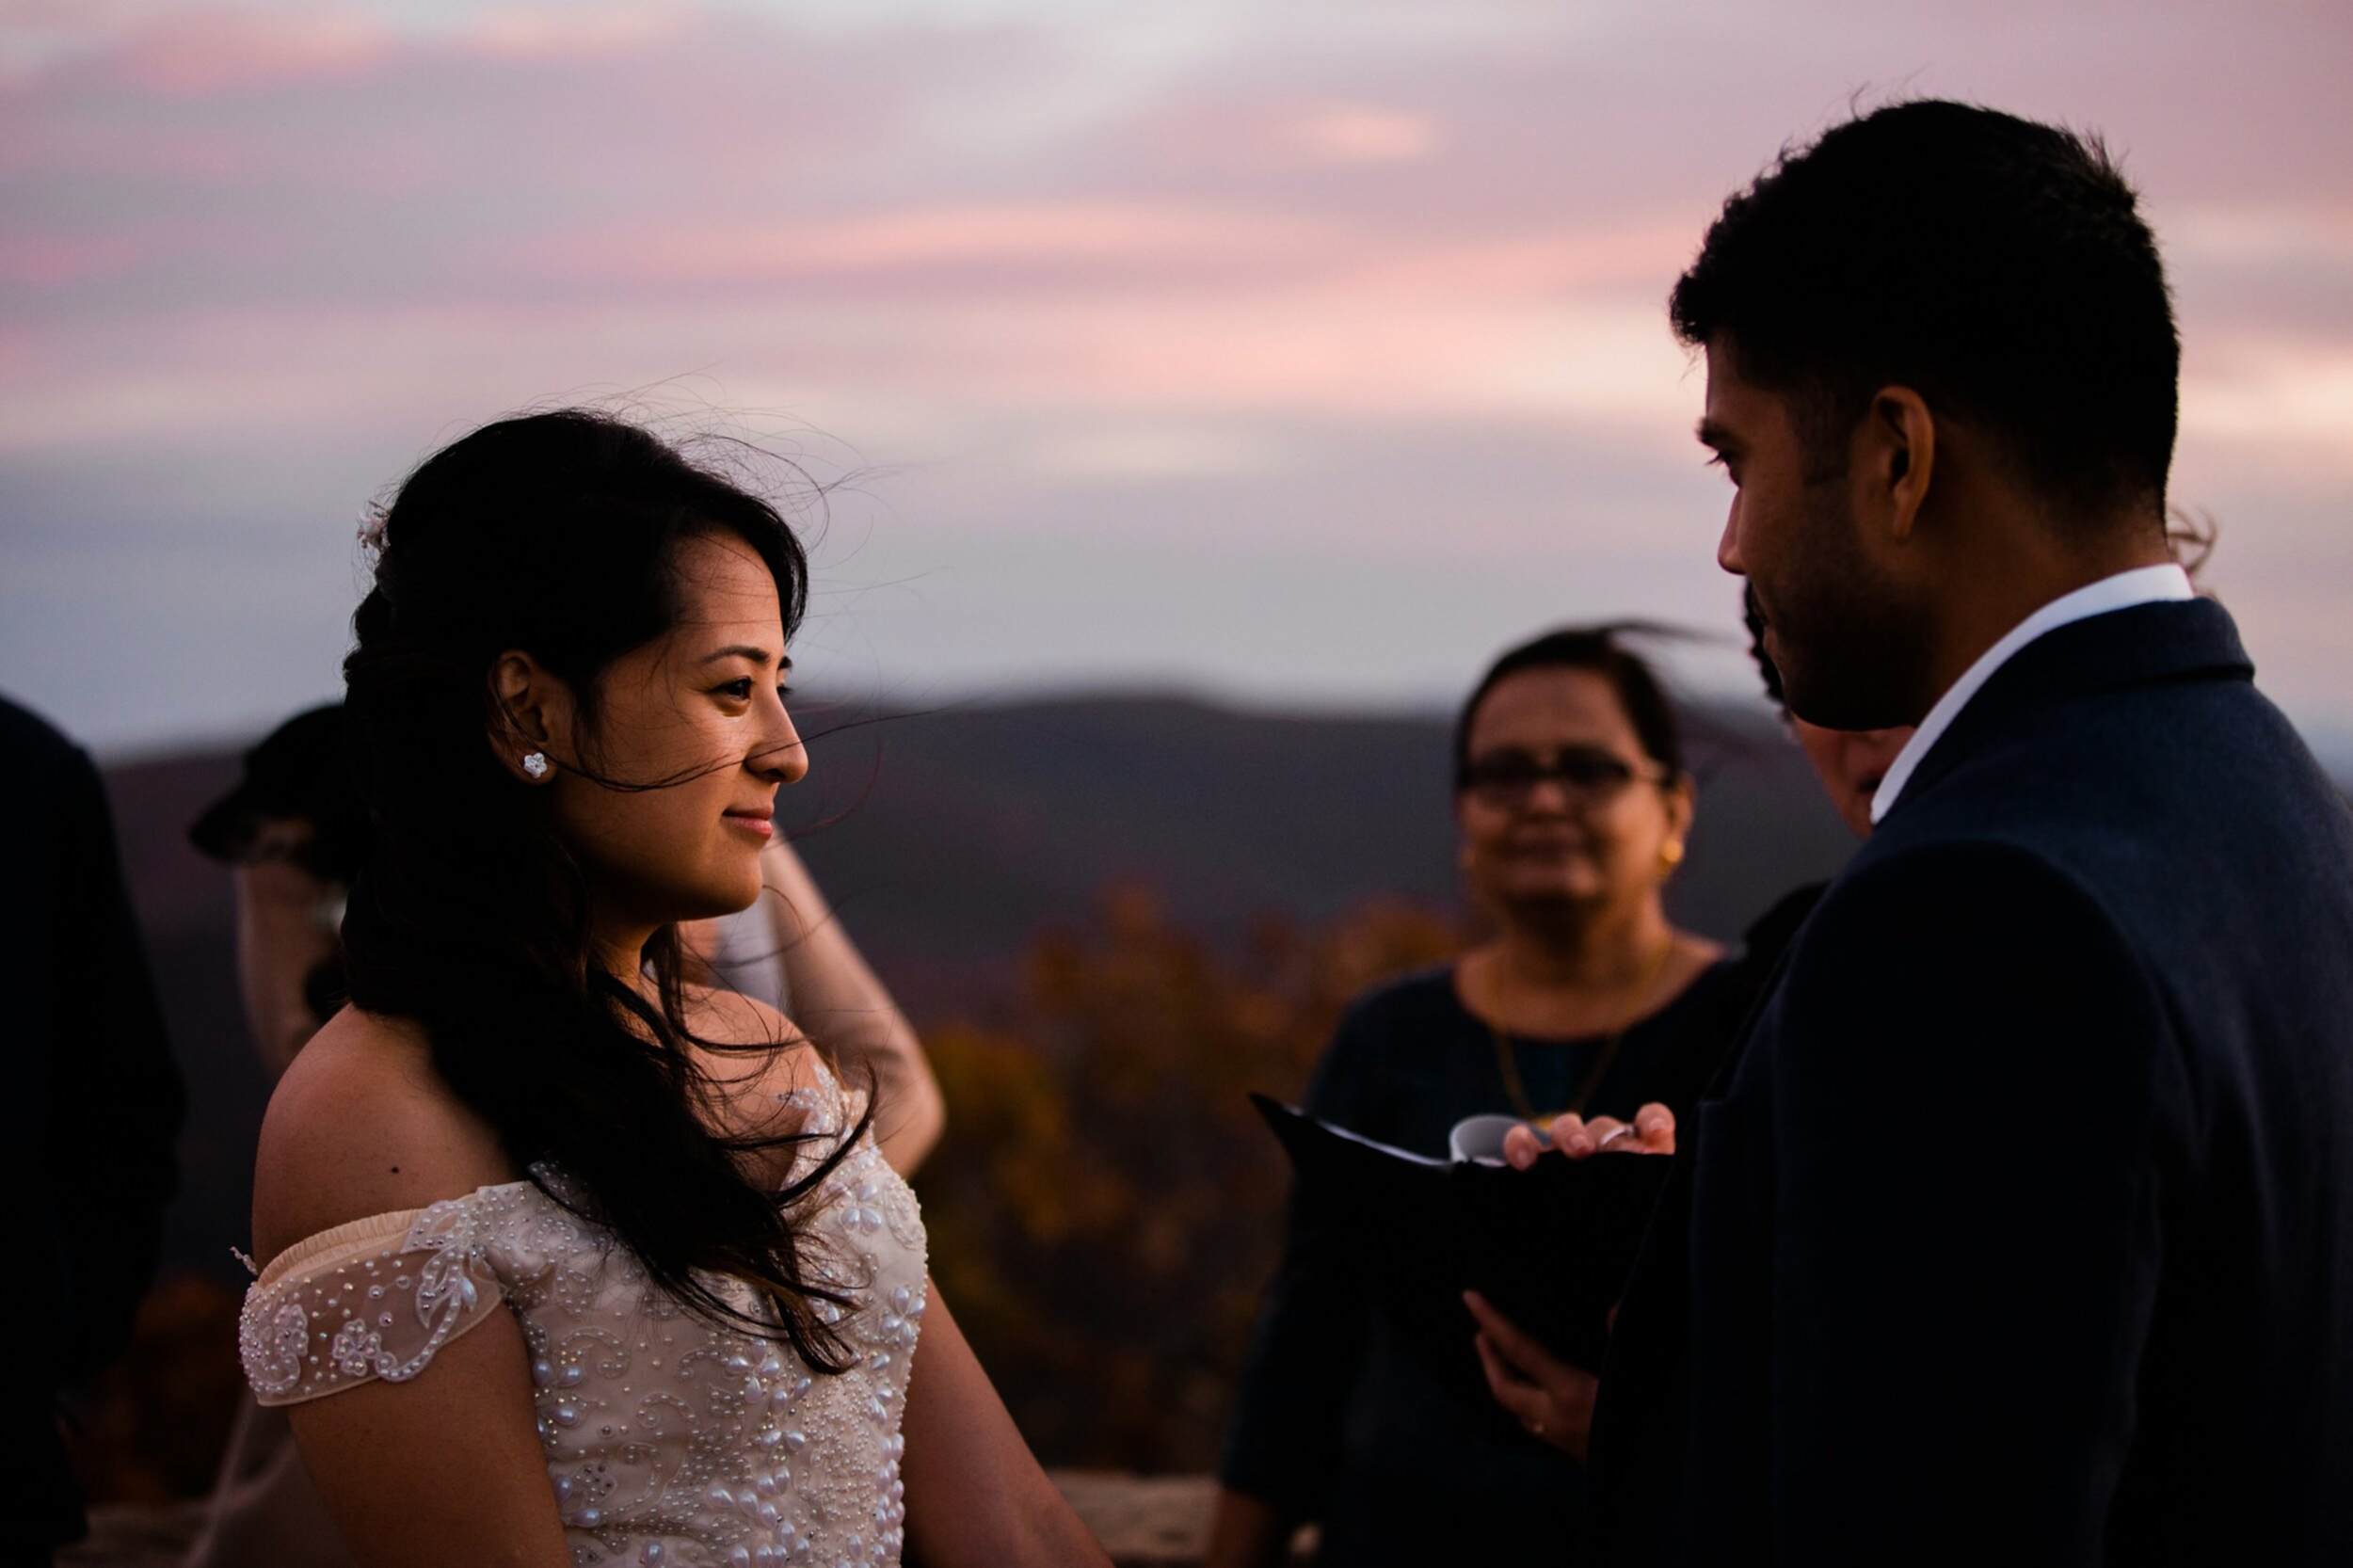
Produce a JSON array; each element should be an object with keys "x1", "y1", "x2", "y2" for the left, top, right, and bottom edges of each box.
[{"x1": 722, "y1": 808, "x2": 775, "y2": 840}]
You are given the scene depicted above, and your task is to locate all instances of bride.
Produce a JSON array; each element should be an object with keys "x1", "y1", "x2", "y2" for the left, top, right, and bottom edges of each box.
[{"x1": 239, "y1": 410, "x2": 1110, "y2": 1568}]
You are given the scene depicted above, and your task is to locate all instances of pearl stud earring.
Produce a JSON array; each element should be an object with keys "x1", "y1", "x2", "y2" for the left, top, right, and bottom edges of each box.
[{"x1": 522, "y1": 751, "x2": 550, "y2": 778}]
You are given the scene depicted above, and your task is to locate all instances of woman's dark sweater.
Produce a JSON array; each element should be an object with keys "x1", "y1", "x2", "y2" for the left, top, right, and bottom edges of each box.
[{"x1": 1220, "y1": 957, "x2": 1753, "y2": 1565}]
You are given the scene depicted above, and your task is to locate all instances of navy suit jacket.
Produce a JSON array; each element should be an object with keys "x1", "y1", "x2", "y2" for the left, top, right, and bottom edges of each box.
[{"x1": 1592, "y1": 600, "x2": 2353, "y2": 1565}]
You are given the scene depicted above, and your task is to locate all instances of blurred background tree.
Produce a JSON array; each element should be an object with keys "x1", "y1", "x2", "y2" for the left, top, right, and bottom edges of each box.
[{"x1": 917, "y1": 884, "x2": 1460, "y2": 1469}]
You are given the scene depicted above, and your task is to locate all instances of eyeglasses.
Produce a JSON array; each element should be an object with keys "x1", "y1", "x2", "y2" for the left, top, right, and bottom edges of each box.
[{"x1": 1456, "y1": 745, "x2": 1672, "y2": 807}]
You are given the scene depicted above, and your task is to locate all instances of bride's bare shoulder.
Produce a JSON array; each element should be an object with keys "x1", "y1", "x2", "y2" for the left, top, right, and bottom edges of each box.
[
  {"x1": 252, "y1": 1007, "x2": 516, "y2": 1265},
  {"x1": 678, "y1": 979, "x2": 802, "y2": 1049},
  {"x1": 673, "y1": 982, "x2": 837, "y2": 1129}
]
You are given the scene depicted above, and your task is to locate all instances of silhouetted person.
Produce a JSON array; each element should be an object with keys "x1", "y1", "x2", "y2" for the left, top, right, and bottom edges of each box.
[{"x1": 0, "y1": 695, "x2": 184, "y2": 1566}]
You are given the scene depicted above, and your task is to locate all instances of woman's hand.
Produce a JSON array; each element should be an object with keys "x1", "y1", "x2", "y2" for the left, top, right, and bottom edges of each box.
[
  {"x1": 1501, "y1": 1103, "x2": 1674, "y2": 1170},
  {"x1": 1465, "y1": 1289, "x2": 1598, "y2": 1461},
  {"x1": 1204, "y1": 1487, "x2": 1295, "y2": 1568}
]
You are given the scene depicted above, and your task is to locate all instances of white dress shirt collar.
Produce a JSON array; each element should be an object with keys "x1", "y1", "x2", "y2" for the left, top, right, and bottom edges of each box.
[{"x1": 1868, "y1": 563, "x2": 2196, "y2": 825}]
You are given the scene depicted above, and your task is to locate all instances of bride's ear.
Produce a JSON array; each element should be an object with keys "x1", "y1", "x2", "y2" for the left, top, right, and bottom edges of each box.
[{"x1": 488, "y1": 650, "x2": 575, "y2": 783}]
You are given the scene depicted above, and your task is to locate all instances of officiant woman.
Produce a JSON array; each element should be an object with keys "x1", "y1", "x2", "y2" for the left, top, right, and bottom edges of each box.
[{"x1": 1207, "y1": 627, "x2": 1753, "y2": 1567}]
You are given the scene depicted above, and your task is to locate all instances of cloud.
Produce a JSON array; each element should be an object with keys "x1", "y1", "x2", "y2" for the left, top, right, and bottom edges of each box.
[
  {"x1": 1287, "y1": 104, "x2": 1439, "y2": 165},
  {"x1": 0, "y1": 232, "x2": 141, "y2": 286},
  {"x1": 2167, "y1": 205, "x2": 2353, "y2": 269},
  {"x1": 3, "y1": 0, "x2": 2351, "y2": 752},
  {"x1": 106, "y1": 11, "x2": 390, "y2": 95},
  {"x1": 2182, "y1": 340, "x2": 2353, "y2": 482},
  {"x1": 517, "y1": 201, "x2": 1358, "y2": 290},
  {"x1": 1024, "y1": 424, "x2": 1287, "y2": 482}
]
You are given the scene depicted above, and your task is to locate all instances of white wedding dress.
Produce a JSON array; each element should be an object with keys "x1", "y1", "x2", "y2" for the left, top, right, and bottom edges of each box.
[{"x1": 238, "y1": 1057, "x2": 926, "y2": 1567}]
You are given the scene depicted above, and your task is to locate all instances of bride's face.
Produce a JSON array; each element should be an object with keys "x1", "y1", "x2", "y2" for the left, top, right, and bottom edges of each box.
[{"x1": 551, "y1": 531, "x2": 806, "y2": 927}]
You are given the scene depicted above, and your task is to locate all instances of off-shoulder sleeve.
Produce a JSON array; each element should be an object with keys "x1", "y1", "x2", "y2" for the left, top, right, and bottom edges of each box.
[{"x1": 238, "y1": 1196, "x2": 506, "y2": 1406}]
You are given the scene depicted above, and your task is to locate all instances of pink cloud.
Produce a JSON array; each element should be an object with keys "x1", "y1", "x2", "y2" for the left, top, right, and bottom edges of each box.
[
  {"x1": 457, "y1": 5, "x2": 692, "y2": 61},
  {"x1": 1283, "y1": 104, "x2": 1442, "y2": 166},
  {"x1": 0, "y1": 232, "x2": 140, "y2": 286},
  {"x1": 1338, "y1": 223, "x2": 1698, "y2": 297},
  {"x1": 519, "y1": 202, "x2": 1358, "y2": 288},
  {"x1": 3, "y1": 4, "x2": 970, "y2": 214},
  {"x1": 27, "y1": 1, "x2": 684, "y2": 98},
  {"x1": 104, "y1": 10, "x2": 392, "y2": 97}
]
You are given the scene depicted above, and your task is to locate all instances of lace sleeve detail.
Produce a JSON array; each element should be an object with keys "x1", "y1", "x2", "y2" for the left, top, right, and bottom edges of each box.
[{"x1": 239, "y1": 1194, "x2": 506, "y2": 1407}]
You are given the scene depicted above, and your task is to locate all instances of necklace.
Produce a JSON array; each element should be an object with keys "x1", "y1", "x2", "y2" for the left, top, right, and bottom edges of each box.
[{"x1": 1486, "y1": 936, "x2": 1681, "y2": 1125}]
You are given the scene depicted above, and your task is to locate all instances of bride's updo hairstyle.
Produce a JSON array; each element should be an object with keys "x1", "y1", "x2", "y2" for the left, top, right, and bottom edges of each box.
[{"x1": 342, "y1": 408, "x2": 867, "y2": 1369}]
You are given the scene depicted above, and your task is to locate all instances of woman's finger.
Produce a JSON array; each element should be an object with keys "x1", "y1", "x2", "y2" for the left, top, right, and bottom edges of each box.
[
  {"x1": 1633, "y1": 1101, "x2": 1677, "y2": 1153},
  {"x1": 1548, "y1": 1112, "x2": 1593, "y2": 1158},
  {"x1": 1473, "y1": 1332, "x2": 1544, "y2": 1421},
  {"x1": 1502, "y1": 1123, "x2": 1546, "y2": 1170},
  {"x1": 1585, "y1": 1115, "x2": 1637, "y2": 1151},
  {"x1": 1464, "y1": 1290, "x2": 1565, "y2": 1380}
]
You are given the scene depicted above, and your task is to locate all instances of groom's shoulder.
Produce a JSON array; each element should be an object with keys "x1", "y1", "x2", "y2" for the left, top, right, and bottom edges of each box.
[
  {"x1": 1884, "y1": 679, "x2": 2353, "y2": 926},
  {"x1": 1932, "y1": 647, "x2": 2330, "y2": 832},
  {"x1": 1817, "y1": 833, "x2": 2127, "y2": 950},
  {"x1": 1780, "y1": 840, "x2": 2165, "y2": 1065}
]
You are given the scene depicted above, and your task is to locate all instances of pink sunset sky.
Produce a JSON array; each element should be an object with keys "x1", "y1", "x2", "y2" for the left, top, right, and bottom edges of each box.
[{"x1": 3, "y1": 0, "x2": 2349, "y2": 756}]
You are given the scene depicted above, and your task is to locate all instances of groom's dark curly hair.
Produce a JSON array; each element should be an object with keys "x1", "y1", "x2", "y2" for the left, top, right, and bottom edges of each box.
[{"x1": 1671, "y1": 99, "x2": 2179, "y2": 525}]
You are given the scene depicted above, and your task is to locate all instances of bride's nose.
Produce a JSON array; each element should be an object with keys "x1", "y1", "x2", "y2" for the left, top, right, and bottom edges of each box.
[{"x1": 751, "y1": 700, "x2": 808, "y2": 785}]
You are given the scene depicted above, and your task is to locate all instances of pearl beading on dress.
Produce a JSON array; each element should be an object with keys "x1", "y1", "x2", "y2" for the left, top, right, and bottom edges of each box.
[{"x1": 238, "y1": 1062, "x2": 926, "y2": 1568}]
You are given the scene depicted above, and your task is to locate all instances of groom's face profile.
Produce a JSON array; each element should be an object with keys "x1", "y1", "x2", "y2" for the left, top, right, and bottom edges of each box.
[{"x1": 1700, "y1": 340, "x2": 1926, "y2": 731}]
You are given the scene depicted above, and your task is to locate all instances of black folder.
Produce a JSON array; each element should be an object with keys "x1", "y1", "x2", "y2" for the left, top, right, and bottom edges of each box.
[{"x1": 1252, "y1": 1093, "x2": 1673, "y2": 1399}]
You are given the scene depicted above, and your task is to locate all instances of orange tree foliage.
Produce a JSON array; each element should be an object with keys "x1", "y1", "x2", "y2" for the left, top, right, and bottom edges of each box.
[{"x1": 913, "y1": 885, "x2": 1460, "y2": 1470}]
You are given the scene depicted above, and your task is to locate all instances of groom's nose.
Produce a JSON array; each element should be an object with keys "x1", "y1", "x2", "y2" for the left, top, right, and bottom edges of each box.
[{"x1": 1716, "y1": 498, "x2": 1745, "y2": 576}]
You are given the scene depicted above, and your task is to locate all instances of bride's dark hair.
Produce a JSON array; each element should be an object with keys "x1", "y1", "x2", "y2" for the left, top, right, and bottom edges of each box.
[{"x1": 341, "y1": 408, "x2": 868, "y2": 1369}]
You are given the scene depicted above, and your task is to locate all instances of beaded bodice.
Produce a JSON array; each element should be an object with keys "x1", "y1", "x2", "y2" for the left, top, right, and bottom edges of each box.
[{"x1": 237, "y1": 1060, "x2": 926, "y2": 1567}]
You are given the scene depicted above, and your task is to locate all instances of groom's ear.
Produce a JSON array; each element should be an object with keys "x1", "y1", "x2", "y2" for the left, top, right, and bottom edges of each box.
[{"x1": 1864, "y1": 386, "x2": 1935, "y2": 544}]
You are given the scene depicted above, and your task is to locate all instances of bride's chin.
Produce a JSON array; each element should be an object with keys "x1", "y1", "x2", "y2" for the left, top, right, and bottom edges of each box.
[{"x1": 666, "y1": 870, "x2": 766, "y2": 927}]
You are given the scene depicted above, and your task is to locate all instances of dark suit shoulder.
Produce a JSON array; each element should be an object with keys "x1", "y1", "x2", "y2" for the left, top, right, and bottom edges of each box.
[
  {"x1": 1730, "y1": 882, "x2": 1828, "y2": 992},
  {"x1": 0, "y1": 695, "x2": 96, "y2": 817},
  {"x1": 1870, "y1": 674, "x2": 2353, "y2": 1075},
  {"x1": 0, "y1": 693, "x2": 75, "y2": 756},
  {"x1": 1779, "y1": 838, "x2": 2174, "y2": 1086},
  {"x1": 1805, "y1": 837, "x2": 2148, "y2": 975},
  {"x1": 1824, "y1": 835, "x2": 2137, "y2": 938}
]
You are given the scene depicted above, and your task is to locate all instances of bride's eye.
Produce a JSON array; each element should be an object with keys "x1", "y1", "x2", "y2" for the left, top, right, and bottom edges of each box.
[{"x1": 716, "y1": 678, "x2": 755, "y2": 700}]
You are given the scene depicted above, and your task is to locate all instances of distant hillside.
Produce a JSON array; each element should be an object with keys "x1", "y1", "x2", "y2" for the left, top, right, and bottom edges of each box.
[
  {"x1": 107, "y1": 691, "x2": 1857, "y2": 1284},
  {"x1": 772, "y1": 692, "x2": 1857, "y2": 1013}
]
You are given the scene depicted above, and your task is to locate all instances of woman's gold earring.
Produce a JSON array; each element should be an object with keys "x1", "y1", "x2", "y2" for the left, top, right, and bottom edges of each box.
[{"x1": 1659, "y1": 839, "x2": 1686, "y2": 870}]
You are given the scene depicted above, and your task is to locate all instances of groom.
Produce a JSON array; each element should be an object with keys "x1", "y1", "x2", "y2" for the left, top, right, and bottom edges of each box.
[{"x1": 1574, "y1": 102, "x2": 2353, "y2": 1564}]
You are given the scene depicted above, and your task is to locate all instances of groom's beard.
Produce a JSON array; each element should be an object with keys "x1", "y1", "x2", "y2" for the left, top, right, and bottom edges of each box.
[{"x1": 1763, "y1": 486, "x2": 1934, "y2": 733}]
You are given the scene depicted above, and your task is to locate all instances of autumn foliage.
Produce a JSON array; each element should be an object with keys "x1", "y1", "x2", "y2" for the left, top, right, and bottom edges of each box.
[{"x1": 914, "y1": 884, "x2": 1461, "y2": 1469}]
